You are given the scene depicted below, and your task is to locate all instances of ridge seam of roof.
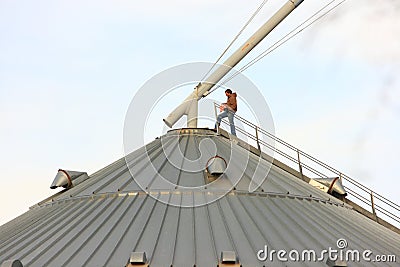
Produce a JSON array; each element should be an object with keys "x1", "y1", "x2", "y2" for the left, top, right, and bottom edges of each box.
[{"x1": 35, "y1": 190, "x2": 351, "y2": 210}]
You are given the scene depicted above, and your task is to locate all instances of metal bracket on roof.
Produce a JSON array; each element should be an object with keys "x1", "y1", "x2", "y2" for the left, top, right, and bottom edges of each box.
[
  {"x1": 1, "y1": 259, "x2": 23, "y2": 267},
  {"x1": 326, "y1": 258, "x2": 347, "y2": 266},
  {"x1": 219, "y1": 251, "x2": 240, "y2": 266},
  {"x1": 126, "y1": 252, "x2": 148, "y2": 266}
]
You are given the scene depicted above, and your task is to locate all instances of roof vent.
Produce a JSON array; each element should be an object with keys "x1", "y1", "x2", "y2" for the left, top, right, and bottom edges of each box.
[
  {"x1": 326, "y1": 258, "x2": 347, "y2": 266},
  {"x1": 1, "y1": 259, "x2": 23, "y2": 267},
  {"x1": 206, "y1": 156, "x2": 227, "y2": 176},
  {"x1": 127, "y1": 252, "x2": 148, "y2": 266},
  {"x1": 220, "y1": 251, "x2": 237, "y2": 264},
  {"x1": 309, "y1": 177, "x2": 347, "y2": 196},
  {"x1": 50, "y1": 169, "x2": 89, "y2": 189}
]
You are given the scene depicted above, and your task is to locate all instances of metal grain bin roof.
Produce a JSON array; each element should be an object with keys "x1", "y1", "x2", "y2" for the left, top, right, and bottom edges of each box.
[{"x1": 0, "y1": 129, "x2": 399, "y2": 266}]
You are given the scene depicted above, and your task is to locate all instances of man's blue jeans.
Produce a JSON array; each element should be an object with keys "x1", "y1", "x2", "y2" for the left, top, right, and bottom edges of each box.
[{"x1": 215, "y1": 108, "x2": 236, "y2": 136}]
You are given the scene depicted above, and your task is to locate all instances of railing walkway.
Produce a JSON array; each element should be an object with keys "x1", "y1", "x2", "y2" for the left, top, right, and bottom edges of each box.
[{"x1": 214, "y1": 103, "x2": 400, "y2": 231}]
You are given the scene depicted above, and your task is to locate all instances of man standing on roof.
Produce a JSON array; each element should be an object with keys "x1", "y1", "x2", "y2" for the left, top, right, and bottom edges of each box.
[{"x1": 215, "y1": 89, "x2": 237, "y2": 136}]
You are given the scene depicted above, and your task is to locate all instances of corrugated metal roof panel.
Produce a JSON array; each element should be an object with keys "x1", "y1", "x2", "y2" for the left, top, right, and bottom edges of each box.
[
  {"x1": 0, "y1": 129, "x2": 398, "y2": 266},
  {"x1": 1, "y1": 193, "x2": 399, "y2": 266}
]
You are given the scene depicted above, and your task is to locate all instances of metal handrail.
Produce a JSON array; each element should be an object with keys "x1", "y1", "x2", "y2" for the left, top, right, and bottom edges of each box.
[{"x1": 213, "y1": 102, "x2": 400, "y2": 226}]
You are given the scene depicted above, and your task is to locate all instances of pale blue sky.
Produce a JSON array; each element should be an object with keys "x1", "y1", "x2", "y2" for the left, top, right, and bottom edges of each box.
[{"x1": 1, "y1": 0, "x2": 399, "y2": 225}]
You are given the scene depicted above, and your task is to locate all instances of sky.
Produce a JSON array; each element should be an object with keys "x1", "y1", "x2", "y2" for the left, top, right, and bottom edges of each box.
[{"x1": 0, "y1": 0, "x2": 399, "y2": 226}]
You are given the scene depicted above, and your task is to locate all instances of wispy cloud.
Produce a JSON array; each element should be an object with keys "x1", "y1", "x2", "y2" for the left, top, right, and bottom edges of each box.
[{"x1": 303, "y1": 0, "x2": 400, "y2": 64}]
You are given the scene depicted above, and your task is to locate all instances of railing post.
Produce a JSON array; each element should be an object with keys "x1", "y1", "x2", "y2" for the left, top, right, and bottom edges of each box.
[
  {"x1": 255, "y1": 126, "x2": 261, "y2": 151},
  {"x1": 297, "y1": 149, "x2": 305, "y2": 181},
  {"x1": 213, "y1": 102, "x2": 219, "y2": 133},
  {"x1": 370, "y1": 191, "x2": 378, "y2": 222},
  {"x1": 213, "y1": 102, "x2": 218, "y2": 121}
]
